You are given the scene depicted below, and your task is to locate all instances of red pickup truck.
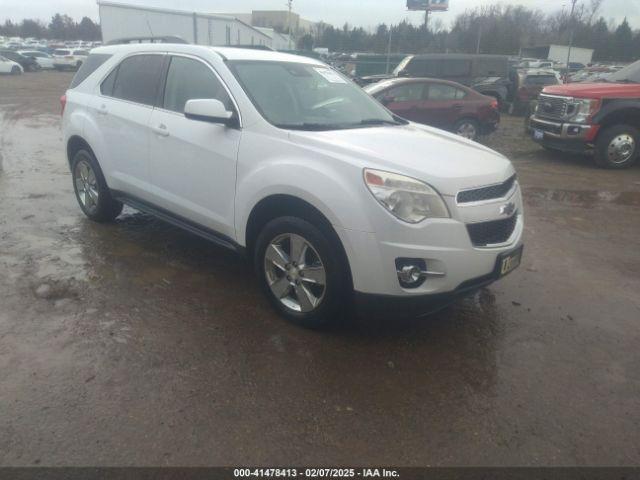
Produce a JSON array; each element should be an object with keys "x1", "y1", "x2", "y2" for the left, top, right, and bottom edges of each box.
[{"x1": 529, "y1": 60, "x2": 640, "y2": 168}]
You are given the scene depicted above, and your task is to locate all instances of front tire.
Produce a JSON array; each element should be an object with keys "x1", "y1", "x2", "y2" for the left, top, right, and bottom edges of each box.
[
  {"x1": 255, "y1": 216, "x2": 349, "y2": 329},
  {"x1": 594, "y1": 124, "x2": 639, "y2": 169},
  {"x1": 10, "y1": 66, "x2": 21, "y2": 75},
  {"x1": 71, "y1": 149, "x2": 123, "y2": 222}
]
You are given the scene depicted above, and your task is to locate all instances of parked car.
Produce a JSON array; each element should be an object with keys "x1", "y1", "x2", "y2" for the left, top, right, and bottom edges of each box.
[
  {"x1": 529, "y1": 59, "x2": 640, "y2": 169},
  {"x1": 364, "y1": 78, "x2": 499, "y2": 141},
  {"x1": 62, "y1": 44, "x2": 524, "y2": 328},
  {"x1": 17, "y1": 50, "x2": 55, "y2": 69},
  {"x1": 53, "y1": 49, "x2": 89, "y2": 70},
  {"x1": 0, "y1": 50, "x2": 40, "y2": 72},
  {"x1": 357, "y1": 54, "x2": 512, "y2": 107},
  {"x1": 509, "y1": 69, "x2": 560, "y2": 115},
  {"x1": 0, "y1": 55, "x2": 23, "y2": 74}
]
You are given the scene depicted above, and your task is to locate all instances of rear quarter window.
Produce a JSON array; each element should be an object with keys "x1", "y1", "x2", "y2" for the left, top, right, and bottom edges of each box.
[{"x1": 70, "y1": 53, "x2": 113, "y2": 89}]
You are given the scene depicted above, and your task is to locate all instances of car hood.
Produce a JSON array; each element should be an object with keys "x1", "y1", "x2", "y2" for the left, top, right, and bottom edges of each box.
[
  {"x1": 543, "y1": 82, "x2": 640, "y2": 98},
  {"x1": 289, "y1": 123, "x2": 514, "y2": 196}
]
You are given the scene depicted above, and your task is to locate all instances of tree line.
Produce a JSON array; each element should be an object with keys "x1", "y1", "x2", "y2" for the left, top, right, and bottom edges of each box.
[
  {"x1": 310, "y1": 3, "x2": 639, "y2": 62},
  {"x1": 0, "y1": 14, "x2": 101, "y2": 41},
  {"x1": 1, "y1": 5, "x2": 639, "y2": 62}
]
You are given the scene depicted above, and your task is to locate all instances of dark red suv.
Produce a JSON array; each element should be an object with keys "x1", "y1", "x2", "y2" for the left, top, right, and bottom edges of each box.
[{"x1": 364, "y1": 78, "x2": 499, "y2": 140}]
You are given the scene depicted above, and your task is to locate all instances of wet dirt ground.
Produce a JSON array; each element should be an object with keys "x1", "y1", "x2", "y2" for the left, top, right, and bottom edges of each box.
[{"x1": 1, "y1": 71, "x2": 639, "y2": 466}]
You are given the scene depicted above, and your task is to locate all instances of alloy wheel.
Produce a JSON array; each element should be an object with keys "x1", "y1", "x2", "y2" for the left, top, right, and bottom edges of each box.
[
  {"x1": 264, "y1": 233, "x2": 327, "y2": 313},
  {"x1": 607, "y1": 134, "x2": 636, "y2": 164},
  {"x1": 74, "y1": 159, "x2": 99, "y2": 214},
  {"x1": 456, "y1": 122, "x2": 477, "y2": 140}
]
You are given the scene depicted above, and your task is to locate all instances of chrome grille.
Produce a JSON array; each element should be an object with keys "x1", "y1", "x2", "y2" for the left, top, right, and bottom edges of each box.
[
  {"x1": 457, "y1": 175, "x2": 516, "y2": 204},
  {"x1": 536, "y1": 94, "x2": 570, "y2": 120},
  {"x1": 467, "y1": 213, "x2": 518, "y2": 247}
]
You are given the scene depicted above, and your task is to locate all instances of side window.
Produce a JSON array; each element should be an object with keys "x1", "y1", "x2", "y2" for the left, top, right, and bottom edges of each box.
[
  {"x1": 71, "y1": 53, "x2": 112, "y2": 89},
  {"x1": 111, "y1": 55, "x2": 164, "y2": 106},
  {"x1": 162, "y1": 56, "x2": 232, "y2": 114},
  {"x1": 382, "y1": 83, "x2": 425, "y2": 103},
  {"x1": 427, "y1": 84, "x2": 460, "y2": 101},
  {"x1": 455, "y1": 88, "x2": 467, "y2": 100},
  {"x1": 100, "y1": 67, "x2": 118, "y2": 96}
]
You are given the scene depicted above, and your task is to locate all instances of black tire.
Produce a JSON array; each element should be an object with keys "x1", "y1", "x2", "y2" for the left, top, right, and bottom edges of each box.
[
  {"x1": 254, "y1": 216, "x2": 350, "y2": 329},
  {"x1": 71, "y1": 149, "x2": 123, "y2": 222},
  {"x1": 10, "y1": 66, "x2": 21, "y2": 75},
  {"x1": 452, "y1": 118, "x2": 480, "y2": 141},
  {"x1": 594, "y1": 124, "x2": 639, "y2": 169}
]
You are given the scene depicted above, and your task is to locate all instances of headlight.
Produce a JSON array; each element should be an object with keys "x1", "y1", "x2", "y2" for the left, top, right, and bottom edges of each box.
[
  {"x1": 363, "y1": 168, "x2": 450, "y2": 223},
  {"x1": 567, "y1": 98, "x2": 600, "y2": 123}
]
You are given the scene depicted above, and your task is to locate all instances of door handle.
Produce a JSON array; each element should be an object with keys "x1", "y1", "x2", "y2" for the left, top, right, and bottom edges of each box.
[
  {"x1": 97, "y1": 105, "x2": 108, "y2": 115},
  {"x1": 152, "y1": 124, "x2": 170, "y2": 137}
]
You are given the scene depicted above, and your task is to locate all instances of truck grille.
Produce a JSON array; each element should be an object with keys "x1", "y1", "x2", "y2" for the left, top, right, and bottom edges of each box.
[
  {"x1": 536, "y1": 94, "x2": 570, "y2": 120},
  {"x1": 457, "y1": 175, "x2": 516, "y2": 204},
  {"x1": 467, "y1": 213, "x2": 518, "y2": 247}
]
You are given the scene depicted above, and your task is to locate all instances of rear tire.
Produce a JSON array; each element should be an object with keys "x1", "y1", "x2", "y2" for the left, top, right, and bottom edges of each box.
[
  {"x1": 594, "y1": 124, "x2": 639, "y2": 169},
  {"x1": 453, "y1": 118, "x2": 480, "y2": 141},
  {"x1": 255, "y1": 216, "x2": 349, "y2": 329},
  {"x1": 71, "y1": 149, "x2": 123, "y2": 222}
]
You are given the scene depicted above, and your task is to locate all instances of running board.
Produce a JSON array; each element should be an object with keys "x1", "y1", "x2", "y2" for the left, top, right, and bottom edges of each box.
[{"x1": 112, "y1": 191, "x2": 240, "y2": 253}]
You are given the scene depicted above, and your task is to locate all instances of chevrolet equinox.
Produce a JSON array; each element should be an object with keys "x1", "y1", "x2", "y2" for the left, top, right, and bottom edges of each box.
[{"x1": 62, "y1": 44, "x2": 524, "y2": 328}]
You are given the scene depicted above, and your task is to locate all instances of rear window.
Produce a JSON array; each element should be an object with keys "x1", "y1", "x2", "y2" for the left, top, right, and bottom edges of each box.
[
  {"x1": 70, "y1": 53, "x2": 112, "y2": 89},
  {"x1": 524, "y1": 75, "x2": 558, "y2": 86},
  {"x1": 109, "y1": 54, "x2": 164, "y2": 106},
  {"x1": 54, "y1": 50, "x2": 71, "y2": 56}
]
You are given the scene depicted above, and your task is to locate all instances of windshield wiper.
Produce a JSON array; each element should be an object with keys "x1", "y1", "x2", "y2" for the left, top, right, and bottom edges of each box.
[
  {"x1": 276, "y1": 123, "x2": 351, "y2": 131},
  {"x1": 358, "y1": 118, "x2": 404, "y2": 126}
]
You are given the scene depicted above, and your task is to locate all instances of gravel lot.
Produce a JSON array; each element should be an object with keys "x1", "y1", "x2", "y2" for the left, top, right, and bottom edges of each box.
[{"x1": 1, "y1": 71, "x2": 639, "y2": 466}]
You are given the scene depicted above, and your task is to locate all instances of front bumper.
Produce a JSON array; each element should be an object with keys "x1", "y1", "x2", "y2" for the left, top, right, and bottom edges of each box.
[
  {"x1": 355, "y1": 245, "x2": 523, "y2": 318},
  {"x1": 529, "y1": 115, "x2": 598, "y2": 153},
  {"x1": 335, "y1": 184, "x2": 525, "y2": 302}
]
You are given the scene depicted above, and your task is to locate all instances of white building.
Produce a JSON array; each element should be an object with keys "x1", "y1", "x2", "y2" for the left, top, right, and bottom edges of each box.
[{"x1": 98, "y1": 1, "x2": 272, "y2": 48}]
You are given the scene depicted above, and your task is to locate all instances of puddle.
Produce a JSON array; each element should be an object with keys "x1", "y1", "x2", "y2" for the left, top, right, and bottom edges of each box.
[{"x1": 524, "y1": 187, "x2": 640, "y2": 208}]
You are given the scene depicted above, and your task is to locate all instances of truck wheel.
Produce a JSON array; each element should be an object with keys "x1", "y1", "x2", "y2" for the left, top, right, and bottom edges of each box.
[
  {"x1": 71, "y1": 149, "x2": 123, "y2": 222},
  {"x1": 255, "y1": 216, "x2": 349, "y2": 329},
  {"x1": 594, "y1": 125, "x2": 639, "y2": 169}
]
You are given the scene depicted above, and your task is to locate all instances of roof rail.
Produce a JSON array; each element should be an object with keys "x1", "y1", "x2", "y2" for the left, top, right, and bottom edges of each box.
[{"x1": 105, "y1": 36, "x2": 189, "y2": 45}]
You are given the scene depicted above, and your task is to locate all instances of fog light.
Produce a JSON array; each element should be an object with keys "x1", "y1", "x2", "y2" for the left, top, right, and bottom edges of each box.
[
  {"x1": 396, "y1": 258, "x2": 427, "y2": 288},
  {"x1": 567, "y1": 126, "x2": 581, "y2": 135}
]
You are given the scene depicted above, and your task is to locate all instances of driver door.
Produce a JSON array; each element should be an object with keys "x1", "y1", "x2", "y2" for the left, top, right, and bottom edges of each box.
[
  {"x1": 379, "y1": 82, "x2": 427, "y2": 123},
  {"x1": 148, "y1": 55, "x2": 241, "y2": 238}
]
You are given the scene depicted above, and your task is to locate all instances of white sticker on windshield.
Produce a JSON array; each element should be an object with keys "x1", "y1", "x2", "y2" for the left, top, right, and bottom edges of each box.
[{"x1": 314, "y1": 67, "x2": 348, "y2": 84}]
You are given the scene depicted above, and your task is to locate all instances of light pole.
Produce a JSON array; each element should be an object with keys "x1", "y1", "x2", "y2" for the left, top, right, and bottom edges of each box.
[
  {"x1": 566, "y1": 0, "x2": 578, "y2": 70},
  {"x1": 287, "y1": 0, "x2": 293, "y2": 50}
]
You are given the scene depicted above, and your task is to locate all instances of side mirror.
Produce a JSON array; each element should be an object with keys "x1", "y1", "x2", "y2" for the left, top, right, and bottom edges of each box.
[{"x1": 184, "y1": 99, "x2": 238, "y2": 127}]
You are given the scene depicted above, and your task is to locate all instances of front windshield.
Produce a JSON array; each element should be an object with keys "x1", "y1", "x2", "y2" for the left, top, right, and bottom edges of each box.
[
  {"x1": 608, "y1": 60, "x2": 640, "y2": 83},
  {"x1": 229, "y1": 60, "x2": 401, "y2": 130}
]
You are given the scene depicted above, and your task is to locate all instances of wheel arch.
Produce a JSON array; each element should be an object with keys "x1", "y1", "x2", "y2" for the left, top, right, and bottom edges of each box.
[
  {"x1": 596, "y1": 108, "x2": 640, "y2": 133},
  {"x1": 66, "y1": 135, "x2": 95, "y2": 171},
  {"x1": 244, "y1": 194, "x2": 353, "y2": 287}
]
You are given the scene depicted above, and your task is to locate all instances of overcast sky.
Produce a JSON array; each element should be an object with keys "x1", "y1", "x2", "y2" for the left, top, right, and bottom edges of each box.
[{"x1": 2, "y1": 0, "x2": 639, "y2": 30}]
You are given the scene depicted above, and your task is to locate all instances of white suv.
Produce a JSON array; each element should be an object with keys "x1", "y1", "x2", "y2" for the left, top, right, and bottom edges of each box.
[
  {"x1": 53, "y1": 49, "x2": 89, "y2": 70},
  {"x1": 62, "y1": 44, "x2": 524, "y2": 328}
]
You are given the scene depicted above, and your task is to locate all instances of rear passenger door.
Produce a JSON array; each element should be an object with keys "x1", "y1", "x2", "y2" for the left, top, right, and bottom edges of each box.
[
  {"x1": 423, "y1": 83, "x2": 468, "y2": 130},
  {"x1": 93, "y1": 53, "x2": 165, "y2": 200},
  {"x1": 147, "y1": 55, "x2": 241, "y2": 238}
]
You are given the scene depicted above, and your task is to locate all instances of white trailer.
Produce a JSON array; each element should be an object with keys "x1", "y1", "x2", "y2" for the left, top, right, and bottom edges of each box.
[
  {"x1": 98, "y1": 1, "x2": 272, "y2": 48},
  {"x1": 548, "y1": 45, "x2": 594, "y2": 65}
]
